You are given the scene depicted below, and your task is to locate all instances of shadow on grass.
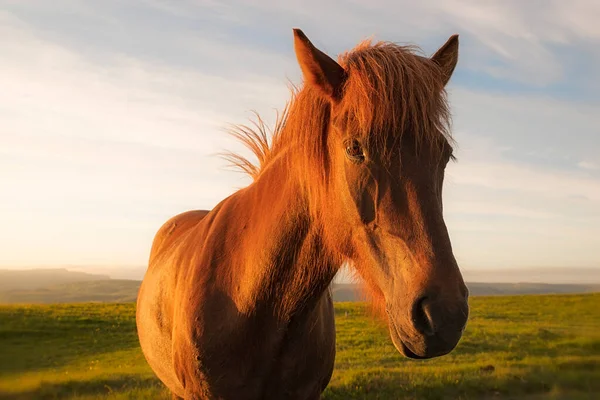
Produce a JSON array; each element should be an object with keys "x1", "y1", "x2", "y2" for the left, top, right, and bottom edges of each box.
[
  {"x1": 456, "y1": 331, "x2": 600, "y2": 360},
  {"x1": 0, "y1": 375, "x2": 169, "y2": 400},
  {"x1": 0, "y1": 304, "x2": 141, "y2": 376},
  {"x1": 322, "y1": 363, "x2": 599, "y2": 400}
]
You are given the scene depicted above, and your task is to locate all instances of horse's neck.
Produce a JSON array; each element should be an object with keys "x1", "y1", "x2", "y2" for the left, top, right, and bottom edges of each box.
[{"x1": 232, "y1": 154, "x2": 341, "y2": 320}]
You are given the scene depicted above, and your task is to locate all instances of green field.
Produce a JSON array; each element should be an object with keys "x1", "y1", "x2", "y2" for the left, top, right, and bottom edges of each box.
[{"x1": 1, "y1": 294, "x2": 599, "y2": 400}]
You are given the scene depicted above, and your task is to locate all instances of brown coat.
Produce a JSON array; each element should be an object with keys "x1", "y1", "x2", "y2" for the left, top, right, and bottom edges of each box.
[{"x1": 136, "y1": 29, "x2": 468, "y2": 399}]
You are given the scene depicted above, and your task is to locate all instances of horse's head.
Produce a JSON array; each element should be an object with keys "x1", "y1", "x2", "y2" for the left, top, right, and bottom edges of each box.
[{"x1": 293, "y1": 29, "x2": 468, "y2": 359}]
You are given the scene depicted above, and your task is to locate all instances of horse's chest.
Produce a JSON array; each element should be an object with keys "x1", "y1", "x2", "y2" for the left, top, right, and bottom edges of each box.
[
  {"x1": 192, "y1": 295, "x2": 337, "y2": 400},
  {"x1": 265, "y1": 315, "x2": 336, "y2": 399},
  {"x1": 259, "y1": 295, "x2": 337, "y2": 398}
]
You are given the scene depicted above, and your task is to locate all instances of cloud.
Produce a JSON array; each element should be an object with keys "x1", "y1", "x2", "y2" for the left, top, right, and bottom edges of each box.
[
  {"x1": 448, "y1": 160, "x2": 600, "y2": 201},
  {"x1": 0, "y1": 8, "x2": 291, "y2": 265},
  {"x1": 440, "y1": 85, "x2": 600, "y2": 269},
  {"x1": 136, "y1": 0, "x2": 600, "y2": 88},
  {"x1": 9, "y1": 1, "x2": 600, "y2": 87},
  {"x1": 448, "y1": 88, "x2": 600, "y2": 168},
  {"x1": 578, "y1": 161, "x2": 600, "y2": 171},
  {"x1": 0, "y1": 2, "x2": 599, "y2": 270}
]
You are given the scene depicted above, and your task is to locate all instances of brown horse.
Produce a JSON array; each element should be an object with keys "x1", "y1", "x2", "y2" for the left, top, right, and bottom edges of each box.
[{"x1": 136, "y1": 28, "x2": 469, "y2": 400}]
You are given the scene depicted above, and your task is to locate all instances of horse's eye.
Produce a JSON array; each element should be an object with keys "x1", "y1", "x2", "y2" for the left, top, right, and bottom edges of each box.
[{"x1": 345, "y1": 139, "x2": 365, "y2": 163}]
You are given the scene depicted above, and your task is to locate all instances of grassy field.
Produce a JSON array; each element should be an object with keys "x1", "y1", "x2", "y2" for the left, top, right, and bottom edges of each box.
[{"x1": 0, "y1": 294, "x2": 598, "y2": 400}]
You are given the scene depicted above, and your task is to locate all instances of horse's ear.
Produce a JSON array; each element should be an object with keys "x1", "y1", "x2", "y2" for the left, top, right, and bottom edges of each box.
[
  {"x1": 431, "y1": 34, "x2": 459, "y2": 86},
  {"x1": 293, "y1": 28, "x2": 346, "y2": 102}
]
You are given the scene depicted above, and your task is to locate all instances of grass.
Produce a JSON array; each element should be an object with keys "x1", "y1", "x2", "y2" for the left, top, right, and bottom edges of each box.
[{"x1": 0, "y1": 293, "x2": 598, "y2": 399}]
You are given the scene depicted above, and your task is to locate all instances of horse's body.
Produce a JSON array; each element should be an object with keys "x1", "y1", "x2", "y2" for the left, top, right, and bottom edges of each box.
[
  {"x1": 137, "y1": 173, "x2": 338, "y2": 399},
  {"x1": 137, "y1": 29, "x2": 469, "y2": 399}
]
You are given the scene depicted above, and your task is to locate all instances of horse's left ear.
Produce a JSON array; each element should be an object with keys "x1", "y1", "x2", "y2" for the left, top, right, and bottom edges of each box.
[
  {"x1": 293, "y1": 28, "x2": 347, "y2": 102},
  {"x1": 431, "y1": 34, "x2": 459, "y2": 86}
]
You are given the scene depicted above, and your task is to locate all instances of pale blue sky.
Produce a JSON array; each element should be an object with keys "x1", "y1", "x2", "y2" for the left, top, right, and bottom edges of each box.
[{"x1": 1, "y1": 1, "x2": 599, "y2": 273}]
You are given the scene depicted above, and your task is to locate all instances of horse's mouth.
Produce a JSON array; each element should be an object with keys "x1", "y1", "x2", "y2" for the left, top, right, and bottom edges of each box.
[
  {"x1": 399, "y1": 340, "x2": 428, "y2": 360},
  {"x1": 386, "y1": 308, "x2": 429, "y2": 359}
]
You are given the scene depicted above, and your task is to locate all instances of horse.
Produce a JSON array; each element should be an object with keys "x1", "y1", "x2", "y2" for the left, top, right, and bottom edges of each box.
[{"x1": 136, "y1": 28, "x2": 469, "y2": 400}]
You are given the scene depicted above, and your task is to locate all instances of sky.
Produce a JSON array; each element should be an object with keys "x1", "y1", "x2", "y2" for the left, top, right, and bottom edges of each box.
[{"x1": 1, "y1": 1, "x2": 599, "y2": 277}]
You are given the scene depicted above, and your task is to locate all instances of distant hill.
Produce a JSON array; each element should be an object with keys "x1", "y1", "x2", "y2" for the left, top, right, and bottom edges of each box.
[
  {"x1": 6, "y1": 265, "x2": 598, "y2": 284},
  {"x1": 461, "y1": 267, "x2": 600, "y2": 285},
  {"x1": 466, "y1": 282, "x2": 600, "y2": 296},
  {"x1": 0, "y1": 280, "x2": 140, "y2": 304},
  {"x1": 0, "y1": 265, "x2": 146, "y2": 281},
  {"x1": 0, "y1": 268, "x2": 109, "y2": 291},
  {"x1": 331, "y1": 283, "x2": 367, "y2": 302},
  {"x1": 0, "y1": 275, "x2": 599, "y2": 304},
  {"x1": 332, "y1": 282, "x2": 600, "y2": 302}
]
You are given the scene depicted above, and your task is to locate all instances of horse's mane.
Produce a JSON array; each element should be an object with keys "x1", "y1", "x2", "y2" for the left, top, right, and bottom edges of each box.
[
  {"x1": 221, "y1": 109, "x2": 288, "y2": 180},
  {"x1": 222, "y1": 39, "x2": 453, "y2": 181}
]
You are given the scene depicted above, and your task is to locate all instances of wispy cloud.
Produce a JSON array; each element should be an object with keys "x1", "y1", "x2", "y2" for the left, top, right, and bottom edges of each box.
[
  {"x1": 449, "y1": 160, "x2": 600, "y2": 201},
  {"x1": 578, "y1": 161, "x2": 600, "y2": 171}
]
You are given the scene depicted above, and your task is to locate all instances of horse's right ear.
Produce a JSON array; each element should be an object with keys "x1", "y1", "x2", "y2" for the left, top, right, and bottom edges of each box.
[
  {"x1": 293, "y1": 28, "x2": 346, "y2": 102},
  {"x1": 431, "y1": 34, "x2": 459, "y2": 86}
]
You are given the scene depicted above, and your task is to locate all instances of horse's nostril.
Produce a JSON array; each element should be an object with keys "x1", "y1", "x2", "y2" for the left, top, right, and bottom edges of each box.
[{"x1": 412, "y1": 296, "x2": 436, "y2": 337}]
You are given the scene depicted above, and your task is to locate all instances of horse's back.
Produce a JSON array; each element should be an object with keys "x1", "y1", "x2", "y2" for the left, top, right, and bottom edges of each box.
[
  {"x1": 148, "y1": 210, "x2": 211, "y2": 267},
  {"x1": 136, "y1": 209, "x2": 210, "y2": 397}
]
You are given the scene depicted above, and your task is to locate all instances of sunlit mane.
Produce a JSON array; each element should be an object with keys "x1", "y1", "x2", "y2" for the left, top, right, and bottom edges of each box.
[{"x1": 223, "y1": 39, "x2": 453, "y2": 180}]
